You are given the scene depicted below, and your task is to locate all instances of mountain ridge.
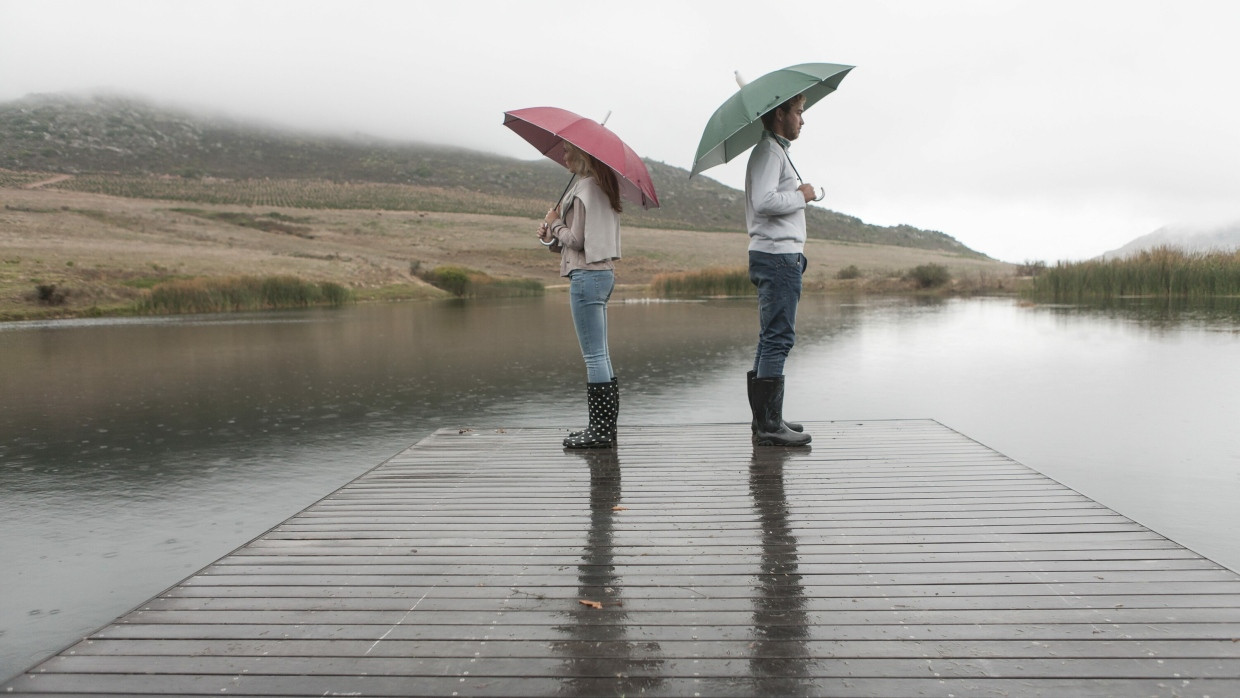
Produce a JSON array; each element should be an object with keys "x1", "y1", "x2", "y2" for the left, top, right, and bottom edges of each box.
[
  {"x1": 1101, "y1": 222, "x2": 1240, "y2": 260},
  {"x1": 0, "y1": 92, "x2": 986, "y2": 257}
]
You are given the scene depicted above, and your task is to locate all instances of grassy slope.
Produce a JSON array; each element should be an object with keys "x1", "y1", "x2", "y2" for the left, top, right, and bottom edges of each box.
[
  {"x1": 0, "y1": 94, "x2": 1017, "y2": 320},
  {"x1": 1, "y1": 183, "x2": 1015, "y2": 320},
  {"x1": 0, "y1": 93, "x2": 986, "y2": 255}
]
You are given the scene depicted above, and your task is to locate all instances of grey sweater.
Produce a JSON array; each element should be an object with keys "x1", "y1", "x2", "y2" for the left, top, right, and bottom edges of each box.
[{"x1": 745, "y1": 132, "x2": 807, "y2": 255}]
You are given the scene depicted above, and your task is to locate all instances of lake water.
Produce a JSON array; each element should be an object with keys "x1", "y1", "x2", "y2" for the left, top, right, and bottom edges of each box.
[{"x1": 2, "y1": 294, "x2": 1239, "y2": 681}]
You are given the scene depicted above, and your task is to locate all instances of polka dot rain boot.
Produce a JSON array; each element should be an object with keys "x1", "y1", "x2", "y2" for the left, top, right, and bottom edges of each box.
[{"x1": 564, "y1": 379, "x2": 618, "y2": 449}]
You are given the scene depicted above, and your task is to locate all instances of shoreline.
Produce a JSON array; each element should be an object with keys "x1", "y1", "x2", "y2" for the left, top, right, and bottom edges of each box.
[
  {"x1": 2, "y1": 184, "x2": 1019, "y2": 322},
  {"x1": 0, "y1": 282, "x2": 1029, "y2": 325}
]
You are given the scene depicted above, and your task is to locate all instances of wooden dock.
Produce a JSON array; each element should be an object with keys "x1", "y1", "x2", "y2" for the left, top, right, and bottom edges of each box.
[{"x1": 6, "y1": 420, "x2": 1240, "y2": 697}]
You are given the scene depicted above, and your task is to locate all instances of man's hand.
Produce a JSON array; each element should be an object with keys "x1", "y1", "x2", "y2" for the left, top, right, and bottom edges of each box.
[{"x1": 798, "y1": 184, "x2": 816, "y2": 203}]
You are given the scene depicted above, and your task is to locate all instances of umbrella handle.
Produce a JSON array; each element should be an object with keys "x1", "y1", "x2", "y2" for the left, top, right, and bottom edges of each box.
[{"x1": 782, "y1": 145, "x2": 826, "y2": 202}]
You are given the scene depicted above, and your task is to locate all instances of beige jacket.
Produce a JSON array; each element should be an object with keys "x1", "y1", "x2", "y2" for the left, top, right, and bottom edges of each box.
[{"x1": 547, "y1": 176, "x2": 621, "y2": 277}]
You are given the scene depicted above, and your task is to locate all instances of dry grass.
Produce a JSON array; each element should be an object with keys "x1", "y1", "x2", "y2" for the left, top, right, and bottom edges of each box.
[{"x1": 1, "y1": 185, "x2": 1016, "y2": 319}]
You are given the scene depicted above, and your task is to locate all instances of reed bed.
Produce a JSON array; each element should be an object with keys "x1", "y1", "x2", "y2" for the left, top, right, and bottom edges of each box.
[
  {"x1": 650, "y1": 267, "x2": 754, "y2": 298},
  {"x1": 1030, "y1": 247, "x2": 1240, "y2": 301},
  {"x1": 138, "y1": 276, "x2": 351, "y2": 314}
]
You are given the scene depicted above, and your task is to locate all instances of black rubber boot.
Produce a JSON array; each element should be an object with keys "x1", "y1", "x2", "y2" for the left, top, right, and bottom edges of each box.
[
  {"x1": 748, "y1": 370, "x2": 803, "y2": 435},
  {"x1": 752, "y1": 376, "x2": 811, "y2": 447},
  {"x1": 567, "y1": 378, "x2": 617, "y2": 440},
  {"x1": 564, "y1": 379, "x2": 618, "y2": 449}
]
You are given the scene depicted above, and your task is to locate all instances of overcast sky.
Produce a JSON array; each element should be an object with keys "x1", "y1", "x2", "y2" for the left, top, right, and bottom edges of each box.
[{"x1": 2, "y1": 0, "x2": 1237, "y2": 262}]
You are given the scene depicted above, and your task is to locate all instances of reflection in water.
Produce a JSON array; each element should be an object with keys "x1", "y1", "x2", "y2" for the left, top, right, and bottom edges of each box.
[
  {"x1": 749, "y1": 447, "x2": 815, "y2": 695},
  {"x1": 4, "y1": 295, "x2": 1240, "y2": 683},
  {"x1": 554, "y1": 450, "x2": 663, "y2": 696},
  {"x1": 1043, "y1": 295, "x2": 1240, "y2": 331}
]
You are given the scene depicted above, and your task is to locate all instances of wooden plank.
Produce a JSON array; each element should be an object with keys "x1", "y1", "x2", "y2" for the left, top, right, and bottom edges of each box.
[
  {"x1": 87, "y1": 620, "x2": 1240, "y2": 642},
  {"x1": 67, "y1": 637, "x2": 1240, "y2": 659},
  {"x1": 8, "y1": 674, "x2": 1240, "y2": 698},
  {"x1": 5, "y1": 419, "x2": 1240, "y2": 698},
  {"x1": 137, "y1": 592, "x2": 1240, "y2": 612},
  {"x1": 163, "y1": 579, "x2": 1240, "y2": 599},
  {"x1": 25, "y1": 654, "x2": 1240, "y2": 678},
  {"x1": 108, "y1": 607, "x2": 1240, "y2": 626}
]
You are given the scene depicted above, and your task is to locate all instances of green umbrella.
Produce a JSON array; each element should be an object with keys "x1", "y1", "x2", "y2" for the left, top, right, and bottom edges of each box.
[{"x1": 690, "y1": 62, "x2": 853, "y2": 178}]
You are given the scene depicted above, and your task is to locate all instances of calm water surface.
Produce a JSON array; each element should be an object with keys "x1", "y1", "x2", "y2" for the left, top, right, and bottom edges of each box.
[{"x1": 2, "y1": 295, "x2": 1239, "y2": 680}]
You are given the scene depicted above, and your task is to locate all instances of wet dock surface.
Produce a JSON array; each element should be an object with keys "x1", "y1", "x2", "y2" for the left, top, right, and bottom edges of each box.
[{"x1": 6, "y1": 420, "x2": 1240, "y2": 696}]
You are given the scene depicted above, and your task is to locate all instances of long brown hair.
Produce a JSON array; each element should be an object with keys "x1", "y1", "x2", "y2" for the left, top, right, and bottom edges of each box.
[{"x1": 564, "y1": 142, "x2": 622, "y2": 213}]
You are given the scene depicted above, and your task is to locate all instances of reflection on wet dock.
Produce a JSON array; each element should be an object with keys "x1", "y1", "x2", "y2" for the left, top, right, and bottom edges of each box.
[{"x1": 6, "y1": 420, "x2": 1240, "y2": 697}]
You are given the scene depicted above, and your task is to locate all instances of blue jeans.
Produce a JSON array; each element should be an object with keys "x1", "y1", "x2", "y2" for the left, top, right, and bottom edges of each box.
[
  {"x1": 749, "y1": 251, "x2": 806, "y2": 378},
  {"x1": 569, "y1": 269, "x2": 615, "y2": 383}
]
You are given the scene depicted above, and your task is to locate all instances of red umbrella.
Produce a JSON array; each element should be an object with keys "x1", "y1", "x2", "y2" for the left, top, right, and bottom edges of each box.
[{"x1": 503, "y1": 107, "x2": 660, "y2": 210}]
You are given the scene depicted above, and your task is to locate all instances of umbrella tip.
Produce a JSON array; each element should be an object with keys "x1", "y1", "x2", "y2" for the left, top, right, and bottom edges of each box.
[{"x1": 734, "y1": 70, "x2": 748, "y2": 88}]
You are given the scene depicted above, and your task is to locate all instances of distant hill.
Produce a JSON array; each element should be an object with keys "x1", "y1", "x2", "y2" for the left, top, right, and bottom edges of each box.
[
  {"x1": 1101, "y1": 222, "x2": 1240, "y2": 259},
  {"x1": 0, "y1": 93, "x2": 986, "y2": 257}
]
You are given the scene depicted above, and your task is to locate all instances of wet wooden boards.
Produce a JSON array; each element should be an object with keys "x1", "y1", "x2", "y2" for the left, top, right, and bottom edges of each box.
[{"x1": 6, "y1": 420, "x2": 1240, "y2": 696}]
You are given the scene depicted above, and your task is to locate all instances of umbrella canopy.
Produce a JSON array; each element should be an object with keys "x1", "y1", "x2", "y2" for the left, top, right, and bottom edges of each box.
[
  {"x1": 690, "y1": 62, "x2": 853, "y2": 178},
  {"x1": 503, "y1": 107, "x2": 660, "y2": 210}
]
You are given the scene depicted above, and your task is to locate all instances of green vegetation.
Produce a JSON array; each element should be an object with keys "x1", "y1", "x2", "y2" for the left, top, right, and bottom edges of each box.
[
  {"x1": 0, "y1": 171, "x2": 54, "y2": 187},
  {"x1": 171, "y1": 208, "x2": 316, "y2": 237},
  {"x1": 414, "y1": 265, "x2": 543, "y2": 299},
  {"x1": 36, "y1": 283, "x2": 67, "y2": 305},
  {"x1": 1015, "y1": 260, "x2": 1048, "y2": 277},
  {"x1": 57, "y1": 176, "x2": 539, "y2": 218},
  {"x1": 835, "y1": 264, "x2": 861, "y2": 280},
  {"x1": 650, "y1": 267, "x2": 754, "y2": 297},
  {"x1": 649, "y1": 262, "x2": 1020, "y2": 298},
  {"x1": 138, "y1": 275, "x2": 352, "y2": 314},
  {"x1": 906, "y1": 263, "x2": 952, "y2": 289},
  {"x1": 1029, "y1": 247, "x2": 1240, "y2": 301}
]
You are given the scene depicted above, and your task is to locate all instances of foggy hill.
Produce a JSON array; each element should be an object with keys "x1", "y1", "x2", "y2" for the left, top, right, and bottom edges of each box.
[
  {"x1": 1102, "y1": 222, "x2": 1240, "y2": 260},
  {"x1": 0, "y1": 93, "x2": 986, "y2": 257}
]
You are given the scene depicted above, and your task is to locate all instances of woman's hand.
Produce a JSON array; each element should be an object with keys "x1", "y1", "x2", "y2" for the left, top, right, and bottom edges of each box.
[
  {"x1": 537, "y1": 222, "x2": 553, "y2": 243},
  {"x1": 544, "y1": 205, "x2": 561, "y2": 225}
]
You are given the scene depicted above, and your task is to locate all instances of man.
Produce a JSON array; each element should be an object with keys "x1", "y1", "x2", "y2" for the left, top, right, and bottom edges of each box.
[{"x1": 745, "y1": 94, "x2": 814, "y2": 447}]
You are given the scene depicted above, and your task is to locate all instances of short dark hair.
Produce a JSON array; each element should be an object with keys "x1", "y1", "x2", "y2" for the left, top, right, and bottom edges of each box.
[{"x1": 760, "y1": 93, "x2": 807, "y2": 131}]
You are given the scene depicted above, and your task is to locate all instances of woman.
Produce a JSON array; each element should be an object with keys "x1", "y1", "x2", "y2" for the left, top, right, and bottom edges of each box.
[{"x1": 537, "y1": 142, "x2": 623, "y2": 449}]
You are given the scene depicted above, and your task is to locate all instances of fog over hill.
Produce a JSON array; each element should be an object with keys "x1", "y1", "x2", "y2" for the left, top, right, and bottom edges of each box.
[
  {"x1": 1102, "y1": 222, "x2": 1240, "y2": 260},
  {"x1": 0, "y1": 93, "x2": 986, "y2": 258}
]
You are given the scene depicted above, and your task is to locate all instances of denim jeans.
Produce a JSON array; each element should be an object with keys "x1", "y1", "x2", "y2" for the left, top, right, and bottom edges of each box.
[
  {"x1": 749, "y1": 250, "x2": 806, "y2": 378},
  {"x1": 569, "y1": 269, "x2": 615, "y2": 383}
]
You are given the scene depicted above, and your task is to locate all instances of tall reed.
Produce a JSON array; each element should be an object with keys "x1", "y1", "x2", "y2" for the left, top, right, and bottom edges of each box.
[
  {"x1": 1030, "y1": 247, "x2": 1240, "y2": 301},
  {"x1": 138, "y1": 276, "x2": 352, "y2": 314},
  {"x1": 651, "y1": 267, "x2": 754, "y2": 297}
]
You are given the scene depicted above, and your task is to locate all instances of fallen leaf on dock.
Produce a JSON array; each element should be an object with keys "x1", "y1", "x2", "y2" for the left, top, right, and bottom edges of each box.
[{"x1": 578, "y1": 600, "x2": 603, "y2": 609}]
